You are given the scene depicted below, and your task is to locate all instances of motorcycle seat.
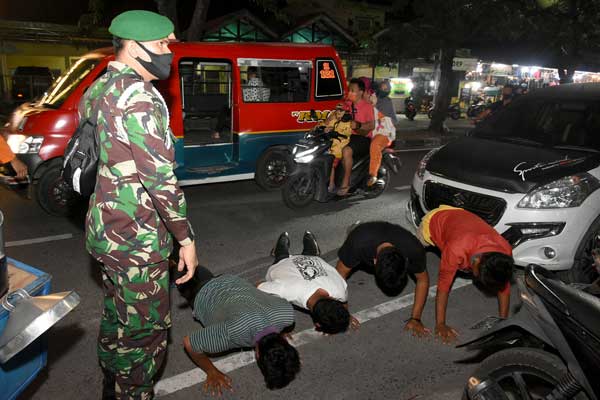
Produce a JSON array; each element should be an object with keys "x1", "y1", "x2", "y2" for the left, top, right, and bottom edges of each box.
[{"x1": 543, "y1": 277, "x2": 600, "y2": 340}]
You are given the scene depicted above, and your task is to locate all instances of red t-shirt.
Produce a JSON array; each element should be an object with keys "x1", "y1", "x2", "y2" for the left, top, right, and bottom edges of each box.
[
  {"x1": 429, "y1": 209, "x2": 512, "y2": 294},
  {"x1": 353, "y1": 99, "x2": 374, "y2": 136}
]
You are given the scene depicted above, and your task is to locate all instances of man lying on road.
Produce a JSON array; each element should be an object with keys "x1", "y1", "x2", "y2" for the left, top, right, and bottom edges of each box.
[
  {"x1": 335, "y1": 221, "x2": 428, "y2": 329},
  {"x1": 411, "y1": 205, "x2": 514, "y2": 343},
  {"x1": 177, "y1": 267, "x2": 300, "y2": 395},
  {"x1": 258, "y1": 231, "x2": 352, "y2": 333}
]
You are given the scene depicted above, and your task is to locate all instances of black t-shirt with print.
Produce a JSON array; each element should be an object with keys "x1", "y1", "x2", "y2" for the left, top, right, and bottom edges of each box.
[{"x1": 338, "y1": 222, "x2": 426, "y2": 274}]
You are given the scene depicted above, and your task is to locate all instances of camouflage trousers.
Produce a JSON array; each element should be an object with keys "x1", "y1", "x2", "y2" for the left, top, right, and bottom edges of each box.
[{"x1": 98, "y1": 260, "x2": 171, "y2": 399}]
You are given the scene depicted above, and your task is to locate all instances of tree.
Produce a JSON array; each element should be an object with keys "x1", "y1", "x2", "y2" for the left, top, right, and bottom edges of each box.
[
  {"x1": 380, "y1": 0, "x2": 530, "y2": 133},
  {"x1": 185, "y1": 0, "x2": 211, "y2": 42},
  {"x1": 525, "y1": 0, "x2": 600, "y2": 83},
  {"x1": 155, "y1": 0, "x2": 181, "y2": 38}
]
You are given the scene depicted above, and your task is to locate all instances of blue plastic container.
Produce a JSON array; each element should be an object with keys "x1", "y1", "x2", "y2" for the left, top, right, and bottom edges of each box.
[{"x1": 0, "y1": 258, "x2": 52, "y2": 400}]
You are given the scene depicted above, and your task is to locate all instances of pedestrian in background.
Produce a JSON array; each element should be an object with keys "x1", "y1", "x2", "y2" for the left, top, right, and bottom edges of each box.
[
  {"x1": 375, "y1": 80, "x2": 397, "y2": 124},
  {"x1": 83, "y1": 10, "x2": 198, "y2": 399}
]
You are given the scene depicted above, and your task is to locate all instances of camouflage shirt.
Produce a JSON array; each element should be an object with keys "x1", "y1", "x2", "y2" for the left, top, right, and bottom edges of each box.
[{"x1": 81, "y1": 61, "x2": 193, "y2": 268}]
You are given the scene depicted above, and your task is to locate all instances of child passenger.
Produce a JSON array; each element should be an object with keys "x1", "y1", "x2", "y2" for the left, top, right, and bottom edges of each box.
[{"x1": 322, "y1": 102, "x2": 352, "y2": 193}]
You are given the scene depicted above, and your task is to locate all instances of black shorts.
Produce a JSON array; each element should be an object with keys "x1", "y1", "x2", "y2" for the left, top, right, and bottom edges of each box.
[{"x1": 346, "y1": 134, "x2": 371, "y2": 160}]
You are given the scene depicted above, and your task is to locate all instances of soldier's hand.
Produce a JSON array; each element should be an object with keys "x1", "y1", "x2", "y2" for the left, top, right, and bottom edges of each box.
[
  {"x1": 203, "y1": 370, "x2": 233, "y2": 396},
  {"x1": 175, "y1": 242, "x2": 198, "y2": 285}
]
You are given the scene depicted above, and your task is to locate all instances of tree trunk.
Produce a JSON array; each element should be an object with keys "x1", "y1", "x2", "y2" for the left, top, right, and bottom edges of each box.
[
  {"x1": 558, "y1": 66, "x2": 575, "y2": 84},
  {"x1": 186, "y1": 0, "x2": 211, "y2": 42},
  {"x1": 155, "y1": 0, "x2": 180, "y2": 38},
  {"x1": 429, "y1": 47, "x2": 455, "y2": 134}
]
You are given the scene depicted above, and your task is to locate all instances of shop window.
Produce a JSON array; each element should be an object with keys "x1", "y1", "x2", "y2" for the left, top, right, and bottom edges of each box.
[
  {"x1": 315, "y1": 59, "x2": 343, "y2": 100},
  {"x1": 239, "y1": 58, "x2": 312, "y2": 103}
]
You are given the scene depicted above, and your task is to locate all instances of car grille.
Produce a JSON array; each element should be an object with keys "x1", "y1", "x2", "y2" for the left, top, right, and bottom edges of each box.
[{"x1": 423, "y1": 181, "x2": 506, "y2": 226}]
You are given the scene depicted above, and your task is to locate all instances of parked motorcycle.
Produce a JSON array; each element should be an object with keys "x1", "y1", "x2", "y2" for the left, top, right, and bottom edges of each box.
[
  {"x1": 404, "y1": 98, "x2": 417, "y2": 121},
  {"x1": 467, "y1": 98, "x2": 488, "y2": 118},
  {"x1": 281, "y1": 121, "x2": 401, "y2": 209},
  {"x1": 459, "y1": 264, "x2": 600, "y2": 400},
  {"x1": 428, "y1": 103, "x2": 461, "y2": 120}
]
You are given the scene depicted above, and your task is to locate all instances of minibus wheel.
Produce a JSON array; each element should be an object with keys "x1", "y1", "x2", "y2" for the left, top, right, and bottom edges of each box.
[
  {"x1": 36, "y1": 164, "x2": 78, "y2": 217},
  {"x1": 256, "y1": 148, "x2": 292, "y2": 190}
]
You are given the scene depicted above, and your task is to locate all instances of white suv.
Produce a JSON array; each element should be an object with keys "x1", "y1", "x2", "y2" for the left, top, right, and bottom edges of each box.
[{"x1": 407, "y1": 83, "x2": 600, "y2": 282}]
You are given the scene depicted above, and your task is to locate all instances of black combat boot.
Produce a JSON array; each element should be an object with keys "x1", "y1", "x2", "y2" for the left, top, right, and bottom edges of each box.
[{"x1": 101, "y1": 369, "x2": 116, "y2": 400}]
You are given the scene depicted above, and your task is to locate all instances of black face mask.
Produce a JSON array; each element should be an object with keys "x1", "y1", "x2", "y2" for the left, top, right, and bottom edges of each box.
[
  {"x1": 135, "y1": 42, "x2": 173, "y2": 80},
  {"x1": 377, "y1": 90, "x2": 390, "y2": 98}
]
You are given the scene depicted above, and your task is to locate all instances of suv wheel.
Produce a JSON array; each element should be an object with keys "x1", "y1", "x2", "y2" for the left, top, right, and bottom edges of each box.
[
  {"x1": 558, "y1": 214, "x2": 600, "y2": 284},
  {"x1": 36, "y1": 165, "x2": 79, "y2": 217}
]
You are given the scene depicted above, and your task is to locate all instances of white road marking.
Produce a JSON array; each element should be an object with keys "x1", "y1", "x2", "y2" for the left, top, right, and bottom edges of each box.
[
  {"x1": 394, "y1": 185, "x2": 411, "y2": 191},
  {"x1": 5, "y1": 233, "x2": 74, "y2": 247},
  {"x1": 154, "y1": 278, "x2": 472, "y2": 397}
]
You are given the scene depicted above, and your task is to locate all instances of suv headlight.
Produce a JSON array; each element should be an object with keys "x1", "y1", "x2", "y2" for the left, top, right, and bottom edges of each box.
[
  {"x1": 517, "y1": 173, "x2": 600, "y2": 209},
  {"x1": 416, "y1": 148, "x2": 439, "y2": 179},
  {"x1": 7, "y1": 135, "x2": 44, "y2": 154}
]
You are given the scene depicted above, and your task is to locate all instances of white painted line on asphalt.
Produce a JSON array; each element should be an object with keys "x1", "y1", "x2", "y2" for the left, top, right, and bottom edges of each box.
[
  {"x1": 154, "y1": 278, "x2": 472, "y2": 397},
  {"x1": 396, "y1": 147, "x2": 437, "y2": 153},
  {"x1": 5, "y1": 233, "x2": 74, "y2": 247},
  {"x1": 394, "y1": 185, "x2": 411, "y2": 191}
]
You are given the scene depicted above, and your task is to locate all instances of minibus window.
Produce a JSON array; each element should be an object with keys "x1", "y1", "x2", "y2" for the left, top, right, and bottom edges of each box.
[
  {"x1": 38, "y1": 57, "x2": 101, "y2": 108},
  {"x1": 239, "y1": 59, "x2": 312, "y2": 103},
  {"x1": 315, "y1": 59, "x2": 343, "y2": 100}
]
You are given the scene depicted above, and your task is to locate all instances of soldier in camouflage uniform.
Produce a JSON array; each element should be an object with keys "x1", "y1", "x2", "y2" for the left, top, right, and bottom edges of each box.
[{"x1": 80, "y1": 10, "x2": 198, "y2": 400}]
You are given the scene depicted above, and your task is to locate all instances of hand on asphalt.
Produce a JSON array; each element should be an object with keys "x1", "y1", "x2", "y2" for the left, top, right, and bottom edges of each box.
[
  {"x1": 350, "y1": 315, "x2": 361, "y2": 331},
  {"x1": 435, "y1": 323, "x2": 459, "y2": 344},
  {"x1": 175, "y1": 241, "x2": 198, "y2": 285},
  {"x1": 404, "y1": 319, "x2": 431, "y2": 338},
  {"x1": 203, "y1": 370, "x2": 233, "y2": 396}
]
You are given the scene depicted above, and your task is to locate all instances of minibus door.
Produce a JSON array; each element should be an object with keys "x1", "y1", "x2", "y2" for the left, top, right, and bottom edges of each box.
[{"x1": 179, "y1": 59, "x2": 235, "y2": 174}]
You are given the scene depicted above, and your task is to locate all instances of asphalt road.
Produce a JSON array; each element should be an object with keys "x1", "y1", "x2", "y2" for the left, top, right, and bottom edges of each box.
[{"x1": 0, "y1": 149, "x2": 512, "y2": 400}]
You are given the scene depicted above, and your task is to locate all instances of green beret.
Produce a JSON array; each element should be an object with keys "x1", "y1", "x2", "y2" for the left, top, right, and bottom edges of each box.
[{"x1": 109, "y1": 10, "x2": 174, "y2": 41}]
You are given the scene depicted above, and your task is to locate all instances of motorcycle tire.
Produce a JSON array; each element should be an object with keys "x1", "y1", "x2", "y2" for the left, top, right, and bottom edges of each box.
[
  {"x1": 461, "y1": 347, "x2": 589, "y2": 400},
  {"x1": 363, "y1": 167, "x2": 390, "y2": 199},
  {"x1": 282, "y1": 170, "x2": 316, "y2": 209},
  {"x1": 450, "y1": 111, "x2": 460, "y2": 120}
]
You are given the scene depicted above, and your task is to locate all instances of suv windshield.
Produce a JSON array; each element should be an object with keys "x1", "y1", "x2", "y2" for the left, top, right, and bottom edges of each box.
[
  {"x1": 38, "y1": 57, "x2": 101, "y2": 108},
  {"x1": 474, "y1": 97, "x2": 600, "y2": 151}
]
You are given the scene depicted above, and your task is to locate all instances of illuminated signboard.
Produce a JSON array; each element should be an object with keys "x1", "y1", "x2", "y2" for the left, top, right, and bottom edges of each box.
[{"x1": 320, "y1": 62, "x2": 336, "y2": 79}]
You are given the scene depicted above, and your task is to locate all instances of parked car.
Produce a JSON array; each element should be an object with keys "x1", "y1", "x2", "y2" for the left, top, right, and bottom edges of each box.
[
  {"x1": 2, "y1": 43, "x2": 346, "y2": 216},
  {"x1": 11, "y1": 67, "x2": 53, "y2": 103},
  {"x1": 407, "y1": 83, "x2": 600, "y2": 283}
]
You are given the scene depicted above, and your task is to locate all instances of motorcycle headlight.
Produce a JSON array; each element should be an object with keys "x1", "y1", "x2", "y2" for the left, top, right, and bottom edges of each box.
[
  {"x1": 517, "y1": 173, "x2": 600, "y2": 209},
  {"x1": 295, "y1": 154, "x2": 315, "y2": 163},
  {"x1": 416, "y1": 148, "x2": 439, "y2": 179},
  {"x1": 295, "y1": 147, "x2": 318, "y2": 159},
  {"x1": 7, "y1": 135, "x2": 44, "y2": 154}
]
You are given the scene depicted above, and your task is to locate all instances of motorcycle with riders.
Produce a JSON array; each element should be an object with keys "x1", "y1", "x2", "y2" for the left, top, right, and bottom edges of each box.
[{"x1": 281, "y1": 110, "x2": 401, "y2": 209}]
